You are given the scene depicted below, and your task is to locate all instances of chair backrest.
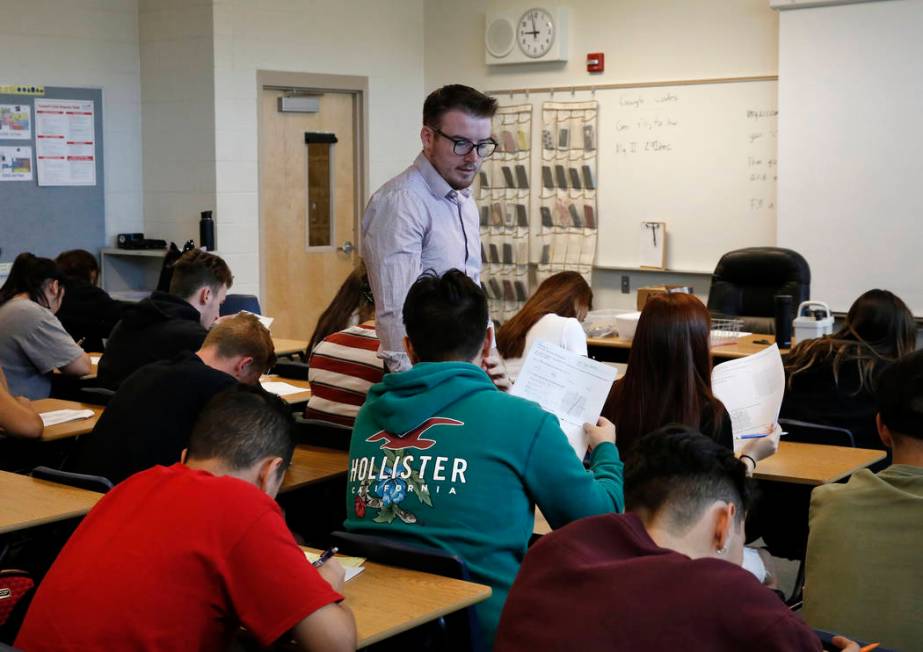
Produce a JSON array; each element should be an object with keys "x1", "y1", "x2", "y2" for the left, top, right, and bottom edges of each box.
[
  {"x1": 330, "y1": 531, "x2": 483, "y2": 652},
  {"x1": 778, "y1": 418, "x2": 855, "y2": 447},
  {"x1": 31, "y1": 466, "x2": 113, "y2": 493},
  {"x1": 220, "y1": 294, "x2": 261, "y2": 316},
  {"x1": 78, "y1": 386, "x2": 116, "y2": 407},
  {"x1": 707, "y1": 247, "x2": 811, "y2": 325},
  {"x1": 294, "y1": 416, "x2": 351, "y2": 451}
]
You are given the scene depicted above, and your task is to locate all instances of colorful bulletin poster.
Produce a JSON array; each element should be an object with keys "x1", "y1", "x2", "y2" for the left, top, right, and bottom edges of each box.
[
  {"x1": 0, "y1": 146, "x2": 33, "y2": 181},
  {"x1": 35, "y1": 98, "x2": 96, "y2": 186},
  {"x1": 0, "y1": 104, "x2": 32, "y2": 139}
]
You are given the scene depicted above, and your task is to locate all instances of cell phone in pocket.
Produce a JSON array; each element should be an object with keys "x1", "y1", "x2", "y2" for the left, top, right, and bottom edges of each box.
[
  {"x1": 479, "y1": 171, "x2": 489, "y2": 188},
  {"x1": 503, "y1": 280, "x2": 516, "y2": 301},
  {"x1": 489, "y1": 243, "x2": 500, "y2": 264},
  {"x1": 479, "y1": 206, "x2": 489, "y2": 226},
  {"x1": 540, "y1": 244, "x2": 551, "y2": 264},
  {"x1": 583, "y1": 204, "x2": 596, "y2": 229},
  {"x1": 480, "y1": 243, "x2": 489, "y2": 264},
  {"x1": 558, "y1": 127, "x2": 570, "y2": 150},
  {"x1": 501, "y1": 166, "x2": 516, "y2": 188},
  {"x1": 515, "y1": 164, "x2": 529, "y2": 189},
  {"x1": 542, "y1": 129, "x2": 554, "y2": 150},
  {"x1": 500, "y1": 130, "x2": 517, "y2": 153},
  {"x1": 502, "y1": 243, "x2": 513, "y2": 264},
  {"x1": 583, "y1": 124, "x2": 595, "y2": 151},
  {"x1": 515, "y1": 204, "x2": 529, "y2": 227},
  {"x1": 582, "y1": 165, "x2": 595, "y2": 190},
  {"x1": 542, "y1": 165, "x2": 554, "y2": 189},
  {"x1": 568, "y1": 167, "x2": 582, "y2": 190},
  {"x1": 568, "y1": 203, "x2": 582, "y2": 227},
  {"x1": 540, "y1": 206, "x2": 553, "y2": 228},
  {"x1": 489, "y1": 278, "x2": 502, "y2": 299},
  {"x1": 514, "y1": 281, "x2": 528, "y2": 302},
  {"x1": 554, "y1": 165, "x2": 568, "y2": 190}
]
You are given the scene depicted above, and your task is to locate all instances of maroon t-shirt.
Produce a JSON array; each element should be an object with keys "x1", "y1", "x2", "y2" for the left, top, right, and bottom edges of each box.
[{"x1": 495, "y1": 513, "x2": 820, "y2": 652}]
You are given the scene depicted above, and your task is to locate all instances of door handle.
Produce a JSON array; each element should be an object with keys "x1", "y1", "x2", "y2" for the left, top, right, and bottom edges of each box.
[{"x1": 337, "y1": 240, "x2": 354, "y2": 255}]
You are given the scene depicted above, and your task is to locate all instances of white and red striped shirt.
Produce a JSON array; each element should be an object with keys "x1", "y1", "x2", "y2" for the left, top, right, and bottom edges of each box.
[{"x1": 304, "y1": 323, "x2": 384, "y2": 428}]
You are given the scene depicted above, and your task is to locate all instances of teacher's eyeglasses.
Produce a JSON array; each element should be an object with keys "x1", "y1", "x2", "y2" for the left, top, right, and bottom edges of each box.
[{"x1": 433, "y1": 128, "x2": 498, "y2": 158}]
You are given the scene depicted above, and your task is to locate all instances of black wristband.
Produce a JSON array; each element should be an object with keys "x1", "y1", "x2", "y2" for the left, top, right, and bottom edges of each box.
[{"x1": 740, "y1": 454, "x2": 757, "y2": 470}]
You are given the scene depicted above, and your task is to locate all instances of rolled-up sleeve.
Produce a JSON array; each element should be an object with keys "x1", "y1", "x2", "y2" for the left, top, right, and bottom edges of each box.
[{"x1": 361, "y1": 190, "x2": 426, "y2": 372}]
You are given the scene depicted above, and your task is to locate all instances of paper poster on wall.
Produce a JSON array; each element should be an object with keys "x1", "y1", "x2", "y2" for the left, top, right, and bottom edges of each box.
[
  {"x1": 0, "y1": 104, "x2": 31, "y2": 139},
  {"x1": 0, "y1": 146, "x2": 33, "y2": 181},
  {"x1": 34, "y1": 98, "x2": 95, "y2": 186}
]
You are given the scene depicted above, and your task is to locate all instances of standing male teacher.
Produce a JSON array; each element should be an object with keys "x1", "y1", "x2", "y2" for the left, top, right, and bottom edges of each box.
[{"x1": 361, "y1": 84, "x2": 498, "y2": 372}]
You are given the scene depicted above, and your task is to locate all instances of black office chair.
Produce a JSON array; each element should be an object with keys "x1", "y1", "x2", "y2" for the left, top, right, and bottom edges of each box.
[
  {"x1": 78, "y1": 386, "x2": 116, "y2": 407},
  {"x1": 31, "y1": 467, "x2": 113, "y2": 494},
  {"x1": 330, "y1": 531, "x2": 484, "y2": 652},
  {"x1": 707, "y1": 247, "x2": 810, "y2": 334},
  {"x1": 778, "y1": 418, "x2": 855, "y2": 447},
  {"x1": 220, "y1": 294, "x2": 261, "y2": 316},
  {"x1": 271, "y1": 359, "x2": 309, "y2": 379},
  {"x1": 293, "y1": 416, "x2": 351, "y2": 451}
]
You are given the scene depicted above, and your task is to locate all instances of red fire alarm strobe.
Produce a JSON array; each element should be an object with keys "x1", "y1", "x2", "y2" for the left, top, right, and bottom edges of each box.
[{"x1": 587, "y1": 52, "x2": 604, "y2": 73}]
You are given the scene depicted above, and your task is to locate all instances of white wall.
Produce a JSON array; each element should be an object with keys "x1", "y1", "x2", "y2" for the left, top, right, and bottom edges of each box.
[
  {"x1": 139, "y1": 0, "x2": 216, "y2": 252},
  {"x1": 423, "y1": 0, "x2": 779, "y2": 309},
  {"x1": 211, "y1": 0, "x2": 425, "y2": 296},
  {"x1": 1, "y1": 0, "x2": 143, "y2": 242}
]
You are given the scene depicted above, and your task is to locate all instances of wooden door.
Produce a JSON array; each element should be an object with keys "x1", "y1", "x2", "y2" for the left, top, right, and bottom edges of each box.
[{"x1": 260, "y1": 89, "x2": 358, "y2": 340}]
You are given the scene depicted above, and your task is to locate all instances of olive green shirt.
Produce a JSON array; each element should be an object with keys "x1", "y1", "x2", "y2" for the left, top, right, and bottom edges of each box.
[{"x1": 805, "y1": 464, "x2": 923, "y2": 650}]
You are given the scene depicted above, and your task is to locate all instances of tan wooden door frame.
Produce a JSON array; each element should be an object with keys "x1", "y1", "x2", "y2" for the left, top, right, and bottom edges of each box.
[{"x1": 256, "y1": 71, "x2": 369, "y2": 339}]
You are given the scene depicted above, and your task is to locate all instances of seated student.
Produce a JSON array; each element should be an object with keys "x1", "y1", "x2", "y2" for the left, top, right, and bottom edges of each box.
[
  {"x1": 304, "y1": 260, "x2": 384, "y2": 428},
  {"x1": 804, "y1": 349, "x2": 923, "y2": 650},
  {"x1": 0, "y1": 368, "x2": 43, "y2": 438},
  {"x1": 496, "y1": 271, "x2": 592, "y2": 380},
  {"x1": 782, "y1": 289, "x2": 915, "y2": 452},
  {"x1": 0, "y1": 253, "x2": 91, "y2": 399},
  {"x1": 601, "y1": 293, "x2": 776, "y2": 469},
  {"x1": 344, "y1": 270, "x2": 624, "y2": 646},
  {"x1": 16, "y1": 385, "x2": 356, "y2": 652},
  {"x1": 55, "y1": 248, "x2": 126, "y2": 353},
  {"x1": 97, "y1": 249, "x2": 233, "y2": 388},
  {"x1": 69, "y1": 312, "x2": 275, "y2": 484},
  {"x1": 494, "y1": 426, "x2": 859, "y2": 652}
]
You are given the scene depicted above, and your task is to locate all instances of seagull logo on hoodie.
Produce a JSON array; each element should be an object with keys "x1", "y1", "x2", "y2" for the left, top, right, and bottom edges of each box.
[{"x1": 365, "y1": 417, "x2": 464, "y2": 451}]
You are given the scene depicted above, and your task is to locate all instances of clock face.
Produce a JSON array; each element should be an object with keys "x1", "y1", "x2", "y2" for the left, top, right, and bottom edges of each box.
[{"x1": 517, "y1": 8, "x2": 555, "y2": 59}]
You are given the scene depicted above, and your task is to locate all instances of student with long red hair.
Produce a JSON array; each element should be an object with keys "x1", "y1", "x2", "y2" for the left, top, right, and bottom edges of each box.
[
  {"x1": 602, "y1": 293, "x2": 776, "y2": 474},
  {"x1": 496, "y1": 271, "x2": 593, "y2": 380}
]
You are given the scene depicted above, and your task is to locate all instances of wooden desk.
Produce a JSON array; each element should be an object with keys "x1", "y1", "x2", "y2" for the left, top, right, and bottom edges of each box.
[
  {"x1": 272, "y1": 338, "x2": 308, "y2": 358},
  {"x1": 753, "y1": 441, "x2": 886, "y2": 486},
  {"x1": 534, "y1": 509, "x2": 551, "y2": 536},
  {"x1": 31, "y1": 398, "x2": 103, "y2": 441},
  {"x1": 587, "y1": 333, "x2": 789, "y2": 361},
  {"x1": 260, "y1": 375, "x2": 311, "y2": 405},
  {"x1": 303, "y1": 547, "x2": 491, "y2": 647},
  {"x1": 280, "y1": 445, "x2": 349, "y2": 493},
  {"x1": 0, "y1": 470, "x2": 102, "y2": 534}
]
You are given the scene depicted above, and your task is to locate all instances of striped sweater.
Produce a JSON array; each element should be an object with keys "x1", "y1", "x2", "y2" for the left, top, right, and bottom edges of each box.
[{"x1": 304, "y1": 323, "x2": 384, "y2": 428}]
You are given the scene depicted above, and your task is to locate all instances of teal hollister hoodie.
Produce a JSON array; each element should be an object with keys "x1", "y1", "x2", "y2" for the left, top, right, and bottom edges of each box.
[{"x1": 344, "y1": 361, "x2": 624, "y2": 648}]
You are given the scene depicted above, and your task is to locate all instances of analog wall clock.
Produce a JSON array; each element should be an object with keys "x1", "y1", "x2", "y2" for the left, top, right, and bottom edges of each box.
[{"x1": 517, "y1": 7, "x2": 556, "y2": 59}]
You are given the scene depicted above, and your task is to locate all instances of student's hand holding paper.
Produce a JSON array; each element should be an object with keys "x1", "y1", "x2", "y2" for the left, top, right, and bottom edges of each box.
[
  {"x1": 739, "y1": 422, "x2": 781, "y2": 465},
  {"x1": 482, "y1": 352, "x2": 511, "y2": 392},
  {"x1": 584, "y1": 416, "x2": 616, "y2": 450},
  {"x1": 315, "y1": 557, "x2": 346, "y2": 592}
]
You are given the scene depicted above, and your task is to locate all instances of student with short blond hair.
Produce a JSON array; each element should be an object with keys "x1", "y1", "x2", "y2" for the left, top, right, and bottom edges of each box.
[{"x1": 69, "y1": 313, "x2": 274, "y2": 484}]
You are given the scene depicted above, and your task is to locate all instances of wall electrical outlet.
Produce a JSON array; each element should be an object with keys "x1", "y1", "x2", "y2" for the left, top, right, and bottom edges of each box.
[{"x1": 621, "y1": 275, "x2": 630, "y2": 294}]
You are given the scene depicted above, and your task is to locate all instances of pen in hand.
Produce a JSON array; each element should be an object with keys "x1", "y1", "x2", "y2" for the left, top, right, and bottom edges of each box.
[{"x1": 312, "y1": 546, "x2": 338, "y2": 568}]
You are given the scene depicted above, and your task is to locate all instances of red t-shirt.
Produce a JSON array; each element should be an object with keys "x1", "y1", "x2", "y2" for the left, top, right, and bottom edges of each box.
[
  {"x1": 16, "y1": 464, "x2": 342, "y2": 651},
  {"x1": 495, "y1": 513, "x2": 821, "y2": 652}
]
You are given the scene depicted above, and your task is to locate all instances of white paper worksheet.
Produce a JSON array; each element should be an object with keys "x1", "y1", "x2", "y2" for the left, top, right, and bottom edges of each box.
[
  {"x1": 510, "y1": 341, "x2": 618, "y2": 459},
  {"x1": 711, "y1": 344, "x2": 785, "y2": 450}
]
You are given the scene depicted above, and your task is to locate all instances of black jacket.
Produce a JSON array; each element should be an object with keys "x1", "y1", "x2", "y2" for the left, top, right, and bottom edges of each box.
[
  {"x1": 57, "y1": 278, "x2": 127, "y2": 353},
  {"x1": 97, "y1": 291, "x2": 207, "y2": 388},
  {"x1": 69, "y1": 352, "x2": 236, "y2": 483}
]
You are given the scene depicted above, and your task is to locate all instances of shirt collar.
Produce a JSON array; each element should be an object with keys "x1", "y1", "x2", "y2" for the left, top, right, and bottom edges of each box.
[{"x1": 413, "y1": 152, "x2": 471, "y2": 201}]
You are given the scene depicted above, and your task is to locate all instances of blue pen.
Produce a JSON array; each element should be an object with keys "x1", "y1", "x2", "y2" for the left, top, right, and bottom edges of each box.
[
  {"x1": 738, "y1": 432, "x2": 788, "y2": 440},
  {"x1": 312, "y1": 546, "x2": 338, "y2": 568}
]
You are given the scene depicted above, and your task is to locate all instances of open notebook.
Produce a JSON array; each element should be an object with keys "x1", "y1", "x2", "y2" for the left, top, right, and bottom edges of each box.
[{"x1": 303, "y1": 551, "x2": 366, "y2": 582}]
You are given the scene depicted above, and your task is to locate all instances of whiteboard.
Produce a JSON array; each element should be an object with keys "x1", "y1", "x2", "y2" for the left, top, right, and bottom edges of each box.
[
  {"x1": 583, "y1": 79, "x2": 779, "y2": 271},
  {"x1": 777, "y1": 0, "x2": 923, "y2": 315}
]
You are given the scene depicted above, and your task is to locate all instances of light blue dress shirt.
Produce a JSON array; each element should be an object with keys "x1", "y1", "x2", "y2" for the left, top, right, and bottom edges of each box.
[{"x1": 361, "y1": 153, "x2": 482, "y2": 371}]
